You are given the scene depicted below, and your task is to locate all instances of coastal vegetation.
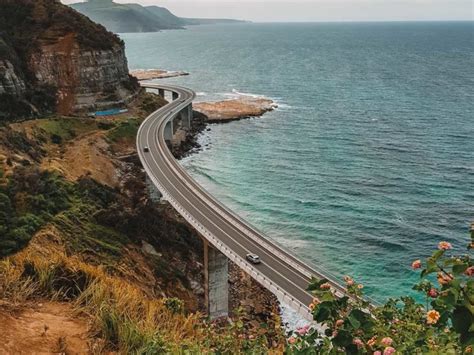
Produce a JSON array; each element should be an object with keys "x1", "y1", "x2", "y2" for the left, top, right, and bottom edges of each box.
[{"x1": 287, "y1": 232, "x2": 474, "y2": 354}]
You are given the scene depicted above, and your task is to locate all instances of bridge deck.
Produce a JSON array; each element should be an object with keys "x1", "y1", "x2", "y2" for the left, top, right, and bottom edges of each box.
[{"x1": 137, "y1": 83, "x2": 350, "y2": 320}]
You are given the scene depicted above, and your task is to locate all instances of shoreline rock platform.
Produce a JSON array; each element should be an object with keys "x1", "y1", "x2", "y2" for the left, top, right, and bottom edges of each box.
[
  {"x1": 130, "y1": 69, "x2": 190, "y2": 81},
  {"x1": 194, "y1": 97, "x2": 278, "y2": 123}
]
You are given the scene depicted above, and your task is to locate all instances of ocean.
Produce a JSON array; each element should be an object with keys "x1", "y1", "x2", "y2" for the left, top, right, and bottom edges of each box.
[{"x1": 121, "y1": 22, "x2": 474, "y2": 303}]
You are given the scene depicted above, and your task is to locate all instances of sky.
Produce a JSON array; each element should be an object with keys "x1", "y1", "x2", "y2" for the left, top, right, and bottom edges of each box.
[{"x1": 62, "y1": 0, "x2": 474, "y2": 22}]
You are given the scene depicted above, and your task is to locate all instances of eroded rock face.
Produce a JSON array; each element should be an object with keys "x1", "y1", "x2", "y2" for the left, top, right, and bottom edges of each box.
[
  {"x1": 30, "y1": 33, "x2": 137, "y2": 115},
  {"x1": 0, "y1": 60, "x2": 26, "y2": 97},
  {"x1": 0, "y1": 0, "x2": 139, "y2": 119}
]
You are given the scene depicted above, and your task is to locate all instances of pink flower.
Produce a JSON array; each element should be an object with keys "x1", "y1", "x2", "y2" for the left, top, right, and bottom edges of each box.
[
  {"x1": 438, "y1": 241, "x2": 452, "y2": 250},
  {"x1": 411, "y1": 259, "x2": 422, "y2": 270},
  {"x1": 465, "y1": 266, "x2": 474, "y2": 277},
  {"x1": 427, "y1": 288, "x2": 438, "y2": 298},
  {"x1": 381, "y1": 337, "x2": 393, "y2": 346},
  {"x1": 373, "y1": 352, "x2": 382, "y2": 355},
  {"x1": 353, "y1": 338, "x2": 364, "y2": 348},
  {"x1": 288, "y1": 336, "x2": 296, "y2": 344},
  {"x1": 320, "y1": 282, "x2": 331, "y2": 290},
  {"x1": 344, "y1": 276, "x2": 355, "y2": 286},
  {"x1": 383, "y1": 347, "x2": 396, "y2": 355},
  {"x1": 296, "y1": 325, "x2": 310, "y2": 336},
  {"x1": 335, "y1": 319, "x2": 344, "y2": 327}
]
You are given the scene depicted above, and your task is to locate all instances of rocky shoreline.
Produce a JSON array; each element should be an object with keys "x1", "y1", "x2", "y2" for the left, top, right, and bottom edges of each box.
[{"x1": 130, "y1": 69, "x2": 190, "y2": 81}]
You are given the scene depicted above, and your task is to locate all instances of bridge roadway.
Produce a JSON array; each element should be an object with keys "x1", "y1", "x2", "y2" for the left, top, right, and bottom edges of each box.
[{"x1": 137, "y1": 83, "x2": 349, "y2": 320}]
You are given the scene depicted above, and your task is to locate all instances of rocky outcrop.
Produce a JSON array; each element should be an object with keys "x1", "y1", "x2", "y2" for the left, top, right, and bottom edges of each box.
[
  {"x1": 0, "y1": 60, "x2": 26, "y2": 97},
  {"x1": 0, "y1": 0, "x2": 139, "y2": 120},
  {"x1": 30, "y1": 34, "x2": 137, "y2": 114},
  {"x1": 194, "y1": 97, "x2": 277, "y2": 123}
]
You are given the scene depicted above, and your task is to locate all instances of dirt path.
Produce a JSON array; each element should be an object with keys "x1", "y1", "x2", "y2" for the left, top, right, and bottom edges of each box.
[{"x1": 0, "y1": 302, "x2": 91, "y2": 354}]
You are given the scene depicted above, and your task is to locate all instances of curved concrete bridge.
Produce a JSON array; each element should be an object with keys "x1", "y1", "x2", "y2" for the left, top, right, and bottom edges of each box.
[{"x1": 137, "y1": 83, "x2": 348, "y2": 321}]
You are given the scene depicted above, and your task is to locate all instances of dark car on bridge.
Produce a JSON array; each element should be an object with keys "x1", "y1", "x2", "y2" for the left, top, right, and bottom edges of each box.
[
  {"x1": 246, "y1": 253, "x2": 261, "y2": 264},
  {"x1": 143, "y1": 146, "x2": 150, "y2": 153}
]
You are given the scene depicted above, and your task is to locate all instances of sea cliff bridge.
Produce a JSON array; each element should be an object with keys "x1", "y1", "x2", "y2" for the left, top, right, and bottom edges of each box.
[{"x1": 137, "y1": 83, "x2": 349, "y2": 321}]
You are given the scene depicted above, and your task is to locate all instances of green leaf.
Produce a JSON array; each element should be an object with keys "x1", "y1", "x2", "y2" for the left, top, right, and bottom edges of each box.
[
  {"x1": 313, "y1": 303, "x2": 332, "y2": 323},
  {"x1": 347, "y1": 313, "x2": 361, "y2": 329},
  {"x1": 452, "y1": 306, "x2": 473, "y2": 336},
  {"x1": 332, "y1": 329, "x2": 353, "y2": 347},
  {"x1": 432, "y1": 249, "x2": 445, "y2": 261},
  {"x1": 453, "y1": 263, "x2": 468, "y2": 275}
]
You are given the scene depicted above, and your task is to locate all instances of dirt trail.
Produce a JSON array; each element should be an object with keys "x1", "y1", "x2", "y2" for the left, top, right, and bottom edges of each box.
[
  {"x1": 0, "y1": 302, "x2": 91, "y2": 354},
  {"x1": 42, "y1": 130, "x2": 120, "y2": 188}
]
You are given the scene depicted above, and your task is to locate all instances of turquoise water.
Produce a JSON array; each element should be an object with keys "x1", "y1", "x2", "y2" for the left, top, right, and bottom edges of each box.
[{"x1": 122, "y1": 22, "x2": 474, "y2": 302}]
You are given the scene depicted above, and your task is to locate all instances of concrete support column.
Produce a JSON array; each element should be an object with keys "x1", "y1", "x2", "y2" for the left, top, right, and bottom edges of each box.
[
  {"x1": 146, "y1": 175, "x2": 162, "y2": 202},
  {"x1": 164, "y1": 120, "x2": 174, "y2": 141},
  {"x1": 172, "y1": 92, "x2": 179, "y2": 101},
  {"x1": 158, "y1": 89, "x2": 165, "y2": 98},
  {"x1": 182, "y1": 104, "x2": 192, "y2": 129},
  {"x1": 203, "y1": 240, "x2": 229, "y2": 319}
]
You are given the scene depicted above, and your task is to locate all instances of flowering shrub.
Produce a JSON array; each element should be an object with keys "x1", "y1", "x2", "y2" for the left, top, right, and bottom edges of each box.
[{"x1": 287, "y1": 227, "x2": 474, "y2": 354}]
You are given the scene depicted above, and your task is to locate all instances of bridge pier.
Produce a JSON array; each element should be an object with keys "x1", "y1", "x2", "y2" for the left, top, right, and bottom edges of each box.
[
  {"x1": 146, "y1": 175, "x2": 162, "y2": 202},
  {"x1": 203, "y1": 240, "x2": 229, "y2": 319},
  {"x1": 164, "y1": 120, "x2": 174, "y2": 142},
  {"x1": 172, "y1": 92, "x2": 179, "y2": 101},
  {"x1": 180, "y1": 104, "x2": 193, "y2": 129},
  {"x1": 158, "y1": 88, "x2": 165, "y2": 98}
]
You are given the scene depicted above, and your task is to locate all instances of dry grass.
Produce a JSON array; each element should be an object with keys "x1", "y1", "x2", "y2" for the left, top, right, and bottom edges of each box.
[{"x1": 0, "y1": 235, "x2": 275, "y2": 354}]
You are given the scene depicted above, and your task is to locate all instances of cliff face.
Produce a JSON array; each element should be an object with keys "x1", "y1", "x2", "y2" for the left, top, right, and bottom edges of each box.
[
  {"x1": 0, "y1": 60, "x2": 26, "y2": 97},
  {"x1": 0, "y1": 0, "x2": 139, "y2": 120},
  {"x1": 30, "y1": 33, "x2": 135, "y2": 114}
]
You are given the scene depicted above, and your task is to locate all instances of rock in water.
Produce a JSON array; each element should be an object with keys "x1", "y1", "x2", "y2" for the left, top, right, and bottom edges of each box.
[{"x1": 194, "y1": 97, "x2": 278, "y2": 123}]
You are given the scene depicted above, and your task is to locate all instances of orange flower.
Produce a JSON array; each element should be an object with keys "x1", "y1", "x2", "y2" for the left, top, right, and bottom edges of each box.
[
  {"x1": 288, "y1": 336, "x2": 296, "y2": 344},
  {"x1": 437, "y1": 272, "x2": 452, "y2": 285},
  {"x1": 335, "y1": 319, "x2": 344, "y2": 328},
  {"x1": 313, "y1": 297, "x2": 321, "y2": 305},
  {"x1": 367, "y1": 336, "x2": 377, "y2": 347},
  {"x1": 426, "y1": 310, "x2": 440, "y2": 325},
  {"x1": 357, "y1": 284, "x2": 364, "y2": 289},
  {"x1": 438, "y1": 241, "x2": 452, "y2": 250},
  {"x1": 411, "y1": 259, "x2": 422, "y2": 270}
]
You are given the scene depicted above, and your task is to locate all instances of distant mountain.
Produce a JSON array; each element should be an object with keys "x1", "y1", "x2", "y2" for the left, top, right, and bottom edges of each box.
[{"x1": 69, "y1": 0, "x2": 247, "y2": 33}]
